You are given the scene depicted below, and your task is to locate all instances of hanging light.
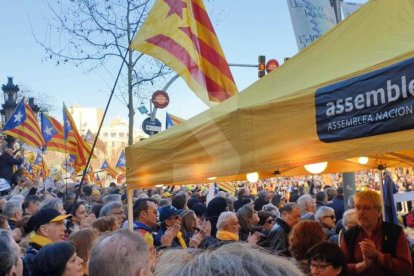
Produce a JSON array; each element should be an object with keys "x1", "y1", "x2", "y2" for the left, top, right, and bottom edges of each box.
[
  {"x1": 207, "y1": 176, "x2": 217, "y2": 181},
  {"x1": 304, "y1": 162, "x2": 328, "y2": 174},
  {"x1": 358, "y1": 156, "x2": 369, "y2": 165},
  {"x1": 246, "y1": 172, "x2": 259, "y2": 183},
  {"x1": 155, "y1": 184, "x2": 164, "y2": 188}
]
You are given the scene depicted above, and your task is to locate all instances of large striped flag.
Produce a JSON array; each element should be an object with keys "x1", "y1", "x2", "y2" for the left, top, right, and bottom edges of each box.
[
  {"x1": 166, "y1": 112, "x2": 184, "y2": 129},
  {"x1": 41, "y1": 113, "x2": 77, "y2": 154},
  {"x1": 101, "y1": 160, "x2": 119, "y2": 179},
  {"x1": 131, "y1": 0, "x2": 238, "y2": 106},
  {"x1": 32, "y1": 153, "x2": 49, "y2": 177},
  {"x1": 115, "y1": 151, "x2": 126, "y2": 173},
  {"x1": 1, "y1": 100, "x2": 45, "y2": 148},
  {"x1": 63, "y1": 104, "x2": 92, "y2": 169}
]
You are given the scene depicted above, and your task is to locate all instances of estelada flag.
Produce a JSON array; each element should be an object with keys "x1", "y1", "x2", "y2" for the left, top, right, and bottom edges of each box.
[
  {"x1": 131, "y1": 0, "x2": 238, "y2": 106},
  {"x1": 166, "y1": 112, "x2": 184, "y2": 129},
  {"x1": 115, "y1": 151, "x2": 126, "y2": 173},
  {"x1": 2, "y1": 100, "x2": 45, "y2": 148},
  {"x1": 101, "y1": 160, "x2": 119, "y2": 179},
  {"x1": 41, "y1": 113, "x2": 77, "y2": 154}
]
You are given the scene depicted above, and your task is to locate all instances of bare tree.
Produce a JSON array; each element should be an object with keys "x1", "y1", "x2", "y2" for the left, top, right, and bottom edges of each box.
[{"x1": 34, "y1": 0, "x2": 171, "y2": 145}]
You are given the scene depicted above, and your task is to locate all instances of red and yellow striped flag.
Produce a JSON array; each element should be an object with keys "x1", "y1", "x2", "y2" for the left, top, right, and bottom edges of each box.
[{"x1": 131, "y1": 0, "x2": 238, "y2": 106}]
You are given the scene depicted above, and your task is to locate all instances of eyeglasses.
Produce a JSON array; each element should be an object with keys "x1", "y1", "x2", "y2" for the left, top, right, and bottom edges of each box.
[
  {"x1": 112, "y1": 211, "x2": 125, "y2": 215},
  {"x1": 265, "y1": 219, "x2": 274, "y2": 224},
  {"x1": 168, "y1": 215, "x2": 180, "y2": 220},
  {"x1": 310, "y1": 262, "x2": 332, "y2": 271},
  {"x1": 355, "y1": 205, "x2": 378, "y2": 211},
  {"x1": 323, "y1": 215, "x2": 335, "y2": 220}
]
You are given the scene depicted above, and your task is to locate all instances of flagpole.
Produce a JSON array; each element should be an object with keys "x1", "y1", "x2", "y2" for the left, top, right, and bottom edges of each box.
[{"x1": 73, "y1": 24, "x2": 142, "y2": 206}]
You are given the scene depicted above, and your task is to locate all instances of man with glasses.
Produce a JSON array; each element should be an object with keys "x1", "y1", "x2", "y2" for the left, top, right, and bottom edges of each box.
[
  {"x1": 340, "y1": 190, "x2": 412, "y2": 275},
  {"x1": 99, "y1": 201, "x2": 125, "y2": 229},
  {"x1": 316, "y1": 206, "x2": 336, "y2": 238},
  {"x1": 132, "y1": 198, "x2": 158, "y2": 247}
]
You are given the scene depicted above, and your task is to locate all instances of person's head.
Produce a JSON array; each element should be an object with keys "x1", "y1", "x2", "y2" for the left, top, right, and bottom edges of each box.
[
  {"x1": 307, "y1": 241, "x2": 347, "y2": 276},
  {"x1": 280, "y1": 203, "x2": 301, "y2": 228},
  {"x1": 31, "y1": 241, "x2": 83, "y2": 276},
  {"x1": 69, "y1": 229, "x2": 99, "y2": 264},
  {"x1": 297, "y1": 195, "x2": 316, "y2": 214},
  {"x1": 316, "y1": 191, "x2": 327, "y2": 204},
  {"x1": 191, "y1": 203, "x2": 207, "y2": 219},
  {"x1": 180, "y1": 209, "x2": 197, "y2": 233},
  {"x1": 315, "y1": 207, "x2": 336, "y2": 229},
  {"x1": 206, "y1": 197, "x2": 228, "y2": 219},
  {"x1": 3, "y1": 201, "x2": 23, "y2": 221},
  {"x1": 154, "y1": 242, "x2": 303, "y2": 276},
  {"x1": 32, "y1": 208, "x2": 70, "y2": 242},
  {"x1": 325, "y1": 188, "x2": 337, "y2": 202},
  {"x1": 0, "y1": 229, "x2": 23, "y2": 276},
  {"x1": 289, "y1": 221, "x2": 326, "y2": 261},
  {"x1": 41, "y1": 198, "x2": 66, "y2": 215},
  {"x1": 99, "y1": 201, "x2": 125, "y2": 228},
  {"x1": 336, "y1": 187, "x2": 343, "y2": 195},
  {"x1": 158, "y1": 199, "x2": 170, "y2": 208},
  {"x1": 236, "y1": 204, "x2": 259, "y2": 232},
  {"x1": 159, "y1": 205, "x2": 182, "y2": 228},
  {"x1": 216, "y1": 211, "x2": 239, "y2": 234},
  {"x1": 91, "y1": 189, "x2": 101, "y2": 202},
  {"x1": 257, "y1": 190, "x2": 269, "y2": 202},
  {"x1": 133, "y1": 198, "x2": 158, "y2": 227},
  {"x1": 102, "y1": 194, "x2": 122, "y2": 205},
  {"x1": 65, "y1": 201, "x2": 87, "y2": 225},
  {"x1": 91, "y1": 216, "x2": 118, "y2": 233},
  {"x1": 23, "y1": 195, "x2": 40, "y2": 215},
  {"x1": 257, "y1": 211, "x2": 274, "y2": 231},
  {"x1": 341, "y1": 209, "x2": 357, "y2": 230},
  {"x1": 237, "y1": 187, "x2": 250, "y2": 200},
  {"x1": 89, "y1": 229, "x2": 151, "y2": 276},
  {"x1": 171, "y1": 194, "x2": 187, "y2": 210},
  {"x1": 354, "y1": 190, "x2": 382, "y2": 231},
  {"x1": 271, "y1": 194, "x2": 282, "y2": 208},
  {"x1": 82, "y1": 185, "x2": 93, "y2": 197},
  {"x1": 347, "y1": 195, "x2": 355, "y2": 209}
]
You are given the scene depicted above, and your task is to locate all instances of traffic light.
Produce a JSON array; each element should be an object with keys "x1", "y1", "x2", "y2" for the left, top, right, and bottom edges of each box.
[{"x1": 258, "y1": 55, "x2": 266, "y2": 78}]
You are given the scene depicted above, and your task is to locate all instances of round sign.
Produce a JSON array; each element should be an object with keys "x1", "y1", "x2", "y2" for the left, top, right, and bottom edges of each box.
[
  {"x1": 142, "y1": 117, "x2": 162, "y2": 135},
  {"x1": 266, "y1": 59, "x2": 279, "y2": 73},
  {"x1": 152, "y1": 90, "x2": 170, "y2": 109}
]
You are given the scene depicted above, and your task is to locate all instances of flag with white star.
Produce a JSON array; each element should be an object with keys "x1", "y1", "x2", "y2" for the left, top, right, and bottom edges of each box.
[
  {"x1": 115, "y1": 151, "x2": 126, "y2": 172},
  {"x1": 1, "y1": 100, "x2": 45, "y2": 148},
  {"x1": 101, "y1": 160, "x2": 119, "y2": 179},
  {"x1": 41, "y1": 113, "x2": 77, "y2": 154},
  {"x1": 130, "y1": 0, "x2": 238, "y2": 106}
]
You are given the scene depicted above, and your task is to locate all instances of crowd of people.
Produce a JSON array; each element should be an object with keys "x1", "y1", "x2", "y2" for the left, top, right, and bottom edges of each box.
[{"x1": 0, "y1": 143, "x2": 414, "y2": 276}]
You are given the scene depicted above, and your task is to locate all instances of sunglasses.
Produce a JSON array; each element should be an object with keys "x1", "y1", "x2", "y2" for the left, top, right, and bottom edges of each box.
[{"x1": 323, "y1": 215, "x2": 335, "y2": 220}]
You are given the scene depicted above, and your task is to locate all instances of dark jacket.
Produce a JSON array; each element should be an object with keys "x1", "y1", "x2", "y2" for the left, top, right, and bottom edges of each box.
[
  {"x1": 22, "y1": 243, "x2": 42, "y2": 276},
  {"x1": 328, "y1": 195, "x2": 345, "y2": 221},
  {"x1": 0, "y1": 153, "x2": 23, "y2": 183},
  {"x1": 266, "y1": 218, "x2": 292, "y2": 256}
]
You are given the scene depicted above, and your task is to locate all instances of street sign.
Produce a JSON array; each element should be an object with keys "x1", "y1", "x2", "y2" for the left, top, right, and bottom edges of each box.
[
  {"x1": 266, "y1": 59, "x2": 279, "y2": 73},
  {"x1": 152, "y1": 90, "x2": 169, "y2": 109},
  {"x1": 142, "y1": 117, "x2": 162, "y2": 135}
]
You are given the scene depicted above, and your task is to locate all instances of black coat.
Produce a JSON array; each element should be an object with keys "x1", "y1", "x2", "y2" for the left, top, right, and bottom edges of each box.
[{"x1": 0, "y1": 153, "x2": 23, "y2": 182}]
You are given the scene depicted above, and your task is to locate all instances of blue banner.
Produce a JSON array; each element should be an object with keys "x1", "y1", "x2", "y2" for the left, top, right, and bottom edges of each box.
[{"x1": 316, "y1": 57, "x2": 414, "y2": 142}]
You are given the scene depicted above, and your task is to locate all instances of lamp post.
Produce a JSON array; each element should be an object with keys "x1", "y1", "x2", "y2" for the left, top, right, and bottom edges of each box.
[{"x1": 1, "y1": 77, "x2": 19, "y2": 124}]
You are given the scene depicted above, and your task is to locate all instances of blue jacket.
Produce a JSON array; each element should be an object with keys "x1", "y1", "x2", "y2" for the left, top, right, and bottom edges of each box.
[{"x1": 328, "y1": 195, "x2": 345, "y2": 221}]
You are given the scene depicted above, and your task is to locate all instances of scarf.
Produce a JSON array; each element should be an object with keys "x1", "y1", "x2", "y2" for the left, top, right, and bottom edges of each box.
[
  {"x1": 176, "y1": 231, "x2": 188, "y2": 249},
  {"x1": 216, "y1": 230, "x2": 240, "y2": 241},
  {"x1": 29, "y1": 233, "x2": 53, "y2": 248}
]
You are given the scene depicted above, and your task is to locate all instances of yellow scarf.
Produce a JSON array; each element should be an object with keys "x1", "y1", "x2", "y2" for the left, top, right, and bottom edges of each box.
[
  {"x1": 216, "y1": 230, "x2": 239, "y2": 241},
  {"x1": 176, "y1": 231, "x2": 187, "y2": 249},
  {"x1": 29, "y1": 233, "x2": 53, "y2": 248}
]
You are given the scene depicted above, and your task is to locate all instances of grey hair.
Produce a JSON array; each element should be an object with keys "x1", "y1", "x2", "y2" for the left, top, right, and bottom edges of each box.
[
  {"x1": 41, "y1": 198, "x2": 64, "y2": 212},
  {"x1": 347, "y1": 195, "x2": 355, "y2": 209},
  {"x1": 102, "y1": 194, "x2": 122, "y2": 205},
  {"x1": 3, "y1": 201, "x2": 22, "y2": 218},
  {"x1": 0, "y1": 230, "x2": 19, "y2": 275},
  {"x1": 89, "y1": 229, "x2": 149, "y2": 276},
  {"x1": 257, "y1": 190, "x2": 269, "y2": 201},
  {"x1": 216, "y1": 211, "x2": 236, "y2": 231},
  {"x1": 315, "y1": 206, "x2": 335, "y2": 222},
  {"x1": 297, "y1": 195, "x2": 314, "y2": 212},
  {"x1": 154, "y1": 242, "x2": 303, "y2": 276},
  {"x1": 342, "y1": 209, "x2": 357, "y2": 230},
  {"x1": 99, "y1": 201, "x2": 123, "y2": 217}
]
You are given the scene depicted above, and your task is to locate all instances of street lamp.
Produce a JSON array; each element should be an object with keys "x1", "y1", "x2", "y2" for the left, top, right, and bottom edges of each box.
[{"x1": 1, "y1": 77, "x2": 19, "y2": 124}]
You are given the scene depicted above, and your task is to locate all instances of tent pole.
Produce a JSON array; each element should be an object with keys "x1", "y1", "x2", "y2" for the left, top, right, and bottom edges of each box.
[
  {"x1": 379, "y1": 170, "x2": 385, "y2": 220},
  {"x1": 128, "y1": 189, "x2": 134, "y2": 230}
]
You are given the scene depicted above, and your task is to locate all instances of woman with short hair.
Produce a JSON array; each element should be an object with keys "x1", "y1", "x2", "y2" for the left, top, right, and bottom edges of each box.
[
  {"x1": 31, "y1": 241, "x2": 83, "y2": 276},
  {"x1": 236, "y1": 204, "x2": 260, "y2": 241},
  {"x1": 307, "y1": 241, "x2": 347, "y2": 276},
  {"x1": 69, "y1": 229, "x2": 99, "y2": 275}
]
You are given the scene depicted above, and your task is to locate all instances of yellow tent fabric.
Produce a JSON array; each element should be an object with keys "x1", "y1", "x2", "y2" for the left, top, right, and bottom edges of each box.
[{"x1": 126, "y1": 0, "x2": 414, "y2": 189}]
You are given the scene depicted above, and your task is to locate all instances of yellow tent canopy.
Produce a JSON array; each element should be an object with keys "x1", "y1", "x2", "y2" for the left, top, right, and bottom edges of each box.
[{"x1": 126, "y1": 0, "x2": 414, "y2": 189}]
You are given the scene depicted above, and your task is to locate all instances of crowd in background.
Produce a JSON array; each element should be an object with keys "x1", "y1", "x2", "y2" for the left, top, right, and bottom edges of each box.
[{"x1": 1, "y1": 142, "x2": 414, "y2": 276}]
